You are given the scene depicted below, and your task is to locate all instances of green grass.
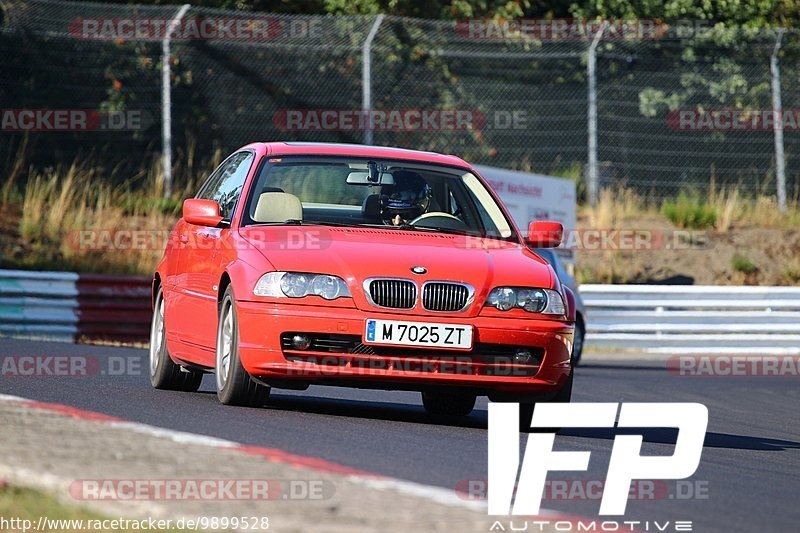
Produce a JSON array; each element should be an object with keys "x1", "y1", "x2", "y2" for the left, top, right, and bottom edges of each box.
[
  {"x1": 731, "y1": 254, "x2": 758, "y2": 274},
  {"x1": 0, "y1": 484, "x2": 189, "y2": 532},
  {"x1": 785, "y1": 268, "x2": 800, "y2": 284},
  {"x1": 662, "y1": 192, "x2": 718, "y2": 229}
]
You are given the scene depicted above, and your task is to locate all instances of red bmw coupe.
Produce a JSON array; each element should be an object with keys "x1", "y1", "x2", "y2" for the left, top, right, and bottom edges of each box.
[{"x1": 150, "y1": 142, "x2": 576, "y2": 420}]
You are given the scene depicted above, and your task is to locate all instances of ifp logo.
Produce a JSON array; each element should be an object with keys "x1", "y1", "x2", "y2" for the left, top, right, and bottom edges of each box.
[{"x1": 488, "y1": 403, "x2": 708, "y2": 515}]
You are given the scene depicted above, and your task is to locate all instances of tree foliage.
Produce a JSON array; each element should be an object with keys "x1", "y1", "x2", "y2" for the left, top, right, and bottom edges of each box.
[{"x1": 95, "y1": 0, "x2": 800, "y2": 27}]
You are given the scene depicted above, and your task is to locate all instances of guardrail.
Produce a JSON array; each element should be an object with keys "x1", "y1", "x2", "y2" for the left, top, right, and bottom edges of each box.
[
  {"x1": 581, "y1": 284, "x2": 800, "y2": 354},
  {"x1": 2, "y1": 271, "x2": 798, "y2": 354},
  {"x1": 0, "y1": 269, "x2": 151, "y2": 344}
]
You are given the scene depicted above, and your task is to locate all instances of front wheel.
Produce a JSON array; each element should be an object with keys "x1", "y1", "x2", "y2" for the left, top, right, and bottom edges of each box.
[
  {"x1": 519, "y1": 369, "x2": 573, "y2": 433},
  {"x1": 215, "y1": 286, "x2": 270, "y2": 407},
  {"x1": 149, "y1": 287, "x2": 203, "y2": 392},
  {"x1": 421, "y1": 391, "x2": 476, "y2": 417},
  {"x1": 571, "y1": 315, "x2": 585, "y2": 366}
]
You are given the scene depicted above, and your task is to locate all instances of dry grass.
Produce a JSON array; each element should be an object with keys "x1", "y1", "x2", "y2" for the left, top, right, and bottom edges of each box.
[
  {"x1": 2, "y1": 147, "x2": 800, "y2": 280},
  {"x1": 783, "y1": 258, "x2": 800, "y2": 285},
  {"x1": 15, "y1": 163, "x2": 180, "y2": 274},
  {"x1": 582, "y1": 187, "x2": 654, "y2": 229},
  {"x1": 0, "y1": 138, "x2": 222, "y2": 274},
  {"x1": 576, "y1": 188, "x2": 656, "y2": 284},
  {"x1": 0, "y1": 149, "x2": 194, "y2": 274},
  {"x1": 582, "y1": 185, "x2": 800, "y2": 232},
  {"x1": 576, "y1": 184, "x2": 800, "y2": 285},
  {"x1": 1, "y1": 134, "x2": 29, "y2": 205}
]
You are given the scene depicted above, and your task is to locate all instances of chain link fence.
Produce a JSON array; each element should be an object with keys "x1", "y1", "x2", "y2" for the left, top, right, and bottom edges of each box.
[{"x1": 2, "y1": 0, "x2": 800, "y2": 204}]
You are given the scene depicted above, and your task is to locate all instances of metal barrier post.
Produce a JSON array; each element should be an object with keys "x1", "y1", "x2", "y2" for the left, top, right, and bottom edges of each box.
[
  {"x1": 362, "y1": 14, "x2": 385, "y2": 146},
  {"x1": 586, "y1": 22, "x2": 607, "y2": 207},
  {"x1": 771, "y1": 28, "x2": 787, "y2": 213},
  {"x1": 161, "y1": 3, "x2": 191, "y2": 199}
]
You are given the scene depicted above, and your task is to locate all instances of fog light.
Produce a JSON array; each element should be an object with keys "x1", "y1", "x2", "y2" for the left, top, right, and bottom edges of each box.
[
  {"x1": 514, "y1": 349, "x2": 533, "y2": 364},
  {"x1": 291, "y1": 334, "x2": 311, "y2": 350}
]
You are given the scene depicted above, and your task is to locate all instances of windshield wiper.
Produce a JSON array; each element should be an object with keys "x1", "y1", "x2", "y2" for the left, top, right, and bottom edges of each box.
[
  {"x1": 393, "y1": 224, "x2": 482, "y2": 238},
  {"x1": 248, "y1": 220, "x2": 485, "y2": 238},
  {"x1": 248, "y1": 219, "x2": 303, "y2": 226},
  {"x1": 249, "y1": 220, "x2": 379, "y2": 228}
]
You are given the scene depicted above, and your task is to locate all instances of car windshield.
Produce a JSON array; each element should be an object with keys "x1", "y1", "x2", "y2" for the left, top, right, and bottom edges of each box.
[{"x1": 242, "y1": 157, "x2": 515, "y2": 240}]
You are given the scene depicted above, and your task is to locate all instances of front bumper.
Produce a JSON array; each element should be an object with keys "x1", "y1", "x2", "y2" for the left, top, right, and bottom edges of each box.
[{"x1": 235, "y1": 300, "x2": 573, "y2": 396}]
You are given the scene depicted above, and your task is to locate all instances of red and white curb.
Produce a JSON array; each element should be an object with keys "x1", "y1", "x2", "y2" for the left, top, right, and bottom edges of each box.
[
  {"x1": 0, "y1": 393, "x2": 604, "y2": 523},
  {"x1": 0, "y1": 393, "x2": 490, "y2": 512}
]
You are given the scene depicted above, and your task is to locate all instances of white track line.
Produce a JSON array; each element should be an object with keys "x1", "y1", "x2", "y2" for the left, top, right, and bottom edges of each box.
[{"x1": 0, "y1": 393, "x2": 594, "y2": 519}]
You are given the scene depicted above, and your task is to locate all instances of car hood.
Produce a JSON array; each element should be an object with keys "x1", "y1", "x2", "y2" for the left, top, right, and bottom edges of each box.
[{"x1": 239, "y1": 226, "x2": 555, "y2": 313}]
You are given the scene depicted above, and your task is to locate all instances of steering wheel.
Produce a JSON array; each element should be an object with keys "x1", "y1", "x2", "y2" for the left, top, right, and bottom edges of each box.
[{"x1": 408, "y1": 212, "x2": 469, "y2": 231}]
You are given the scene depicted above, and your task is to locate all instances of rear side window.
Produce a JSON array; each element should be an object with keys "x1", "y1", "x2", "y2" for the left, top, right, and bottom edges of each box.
[{"x1": 197, "y1": 151, "x2": 255, "y2": 219}]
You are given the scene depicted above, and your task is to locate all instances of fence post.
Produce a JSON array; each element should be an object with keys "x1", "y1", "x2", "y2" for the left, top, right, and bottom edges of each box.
[
  {"x1": 771, "y1": 28, "x2": 787, "y2": 213},
  {"x1": 362, "y1": 14, "x2": 385, "y2": 146},
  {"x1": 161, "y1": 4, "x2": 191, "y2": 199},
  {"x1": 586, "y1": 22, "x2": 607, "y2": 207}
]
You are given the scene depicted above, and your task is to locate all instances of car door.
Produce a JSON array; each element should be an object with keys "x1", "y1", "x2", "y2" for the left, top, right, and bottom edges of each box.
[{"x1": 172, "y1": 151, "x2": 255, "y2": 362}]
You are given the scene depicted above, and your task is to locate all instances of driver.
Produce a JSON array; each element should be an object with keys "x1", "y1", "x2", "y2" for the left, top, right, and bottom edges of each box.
[{"x1": 378, "y1": 170, "x2": 431, "y2": 226}]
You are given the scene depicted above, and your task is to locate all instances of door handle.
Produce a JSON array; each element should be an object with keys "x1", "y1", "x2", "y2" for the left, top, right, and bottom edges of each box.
[{"x1": 179, "y1": 234, "x2": 189, "y2": 244}]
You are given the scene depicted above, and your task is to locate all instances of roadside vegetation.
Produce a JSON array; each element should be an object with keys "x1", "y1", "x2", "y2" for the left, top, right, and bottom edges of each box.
[
  {"x1": 0, "y1": 150, "x2": 220, "y2": 275},
  {"x1": 577, "y1": 186, "x2": 800, "y2": 286},
  {"x1": 0, "y1": 483, "x2": 188, "y2": 532},
  {"x1": 1, "y1": 149, "x2": 799, "y2": 285}
]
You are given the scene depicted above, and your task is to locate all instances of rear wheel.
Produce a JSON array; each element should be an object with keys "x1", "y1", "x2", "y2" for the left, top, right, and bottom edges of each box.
[
  {"x1": 149, "y1": 287, "x2": 203, "y2": 392},
  {"x1": 215, "y1": 286, "x2": 270, "y2": 407},
  {"x1": 421, "y1": 391, "x2": 476, "y2": 417}
]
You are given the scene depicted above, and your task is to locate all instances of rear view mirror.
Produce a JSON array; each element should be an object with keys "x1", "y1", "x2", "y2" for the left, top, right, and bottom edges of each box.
[
  {"x1": 183, "y1": 199, "x2": 224, "y2": 227},
  {"x1": 526, "y1": 221, "x2": 563, "y2": 248},
  {"x1": 346, "y1": 171, "x2": 394, "y2": 186}
]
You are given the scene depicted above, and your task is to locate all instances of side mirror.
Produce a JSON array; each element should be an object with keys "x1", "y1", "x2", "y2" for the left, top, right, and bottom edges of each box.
[
  {"x1": 183, "y1": 199, "x2": 224, "y2": 227},
  {"x1": 526, "y1": 221, "x2": 563, "y2": 248}
]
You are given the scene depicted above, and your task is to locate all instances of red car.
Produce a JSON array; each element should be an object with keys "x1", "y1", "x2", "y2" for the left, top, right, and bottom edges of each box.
[{"x1": 149, "y1": 142, "x2": 576, "y2": 420}]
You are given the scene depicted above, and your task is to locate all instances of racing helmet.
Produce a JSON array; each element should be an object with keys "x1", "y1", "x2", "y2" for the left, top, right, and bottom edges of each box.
[{"x1": 379, "y1": 170, "x2": 431, "y2": 224}]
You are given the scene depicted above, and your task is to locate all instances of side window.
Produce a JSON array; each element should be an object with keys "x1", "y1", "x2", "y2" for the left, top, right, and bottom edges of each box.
[{"x1": 196, "y1": 151, "x2": 254, "y2": 219}]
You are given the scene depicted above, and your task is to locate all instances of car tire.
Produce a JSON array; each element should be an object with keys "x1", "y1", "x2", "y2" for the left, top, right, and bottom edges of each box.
[
  {"x1": 422, "y1": 391, "x2": 477, "y2": 417},
  {"x1": 149, "y1": 287, "x2": 203, "y2": 392},
  {"x1": 518, "y1": 368, "x2": 573, "y2": 433},
  {"x1": 215, "y1": 286, "x2": 271, "y2": 407},
  {"x1": 572, "y1": 314, "x2": 585, "y2": 366}
]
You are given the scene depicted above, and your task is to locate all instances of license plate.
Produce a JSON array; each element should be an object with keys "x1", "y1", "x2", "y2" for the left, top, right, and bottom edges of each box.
[{"x1": 364, "y1": 319, "x2": 473, "y2": 350}]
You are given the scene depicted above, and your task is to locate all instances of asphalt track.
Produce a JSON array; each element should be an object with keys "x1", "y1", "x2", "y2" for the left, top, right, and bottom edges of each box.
[{"x1": 0, "y1": 338, "x2": 798, "y2": 533}]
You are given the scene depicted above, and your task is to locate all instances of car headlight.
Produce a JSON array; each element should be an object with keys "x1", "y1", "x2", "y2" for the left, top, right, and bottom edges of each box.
[
  {"x1": 254, "y1": 272, "x2": 351, "y2": 300},
  {"x1": 486, "y1": 287, "x2": 565, "y2": 315}
]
